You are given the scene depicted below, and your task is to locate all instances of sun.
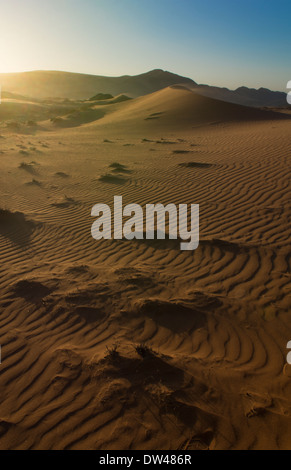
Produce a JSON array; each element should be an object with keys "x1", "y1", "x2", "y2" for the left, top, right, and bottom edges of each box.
[{"x1": 0, "y1": 43, "x2": 32, "y2": 74}]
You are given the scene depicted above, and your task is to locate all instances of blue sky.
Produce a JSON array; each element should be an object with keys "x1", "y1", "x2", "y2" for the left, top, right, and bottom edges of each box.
[{"x1": 1, "y1": 0, "x2": 291, "y2": 90}]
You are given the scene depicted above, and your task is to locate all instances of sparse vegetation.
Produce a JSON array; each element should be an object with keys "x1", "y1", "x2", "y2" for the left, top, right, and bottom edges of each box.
[
  {"x1": 105, "y1": 344, "x2": 119, "y2": 359},
  {"x1": 135, "y1": 343, "x2": 153, "y2": 358},
  {"x1": 89, "y1": 93, "x2": 113, "y2": 101},
  {"x1": 55, "y1": 171, "x2": 69, "y2": 178},
  {"x1": 109, "y1": 162, "x2": 125, "y2": 170},
  {"x1": 51, "y1": 195, "x2": 77, "y2": 208},
  {"x1": 99, "y1": 173, "x2": 126, "y2": 184},
  {"x1": 155, "y1": 139, "x2": 176, "y2": 144},
  {"x1": 109, "y1": 162, "x2": 130, "y2": 173},
  {"x1": 19, "y1": 162, "x2": 37, "y2": 173},
  {"x1": 26, "y1": 179, "x2": 42, "y2": 186},
  {"x1": 50, "y1": 116, "x2": 64, "y2": 125},
  {"x1": 6, "y1": 121, "x2": 20, "y2": 130},
  {"x1": 179, "y1": 162, "x2": 213, "y2": 168}
]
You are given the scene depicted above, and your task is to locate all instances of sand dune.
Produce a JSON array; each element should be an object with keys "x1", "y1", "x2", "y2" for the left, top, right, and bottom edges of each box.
[
  {"x1": 0, "y1": 82, "x2": 290, "y2": 450},
  {"x1": 88, "y1": 86, "x2": 289, "y2": 130},
  {"x1": 2, "y1": 86, "x2": 288, "y2": 133}
]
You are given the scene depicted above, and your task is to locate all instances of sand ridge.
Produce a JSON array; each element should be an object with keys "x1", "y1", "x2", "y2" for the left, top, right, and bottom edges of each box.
[{"x1": 0, "y1": 86, "x2": 290, "y2": 449}]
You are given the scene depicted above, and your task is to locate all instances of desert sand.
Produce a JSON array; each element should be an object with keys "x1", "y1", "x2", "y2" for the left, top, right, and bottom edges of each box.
[{"x1": 0, "y1": 83, "x2": 291, "y2": 450}]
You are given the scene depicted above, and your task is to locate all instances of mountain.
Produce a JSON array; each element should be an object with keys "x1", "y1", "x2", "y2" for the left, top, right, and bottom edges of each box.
[
  {"x1": 0, "y1": 69, "x2": 196, "y2": 100},
  {"x1": 192, "y1": 84, "x2": 288, "y2": 108},
  {"x1": 0, "y1": 69, "x2": 288, "y2": 107}
]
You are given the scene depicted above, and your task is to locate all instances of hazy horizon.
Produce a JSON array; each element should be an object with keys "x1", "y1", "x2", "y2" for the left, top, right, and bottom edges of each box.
[
  {"x1": 0, "y1": 68, "x2": 288, "y2": 94},
  {"x1": 1, "y1": 0, "x2": 291, "y2": 92}
]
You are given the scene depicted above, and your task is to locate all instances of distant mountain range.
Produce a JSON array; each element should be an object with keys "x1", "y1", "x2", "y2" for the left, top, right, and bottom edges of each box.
[
  {"x1": 192, "y1": 84, "x2": 288, "y2": 108},
  {"x1": 0, "y1": 69, "x2": 288, "y2": 108}
]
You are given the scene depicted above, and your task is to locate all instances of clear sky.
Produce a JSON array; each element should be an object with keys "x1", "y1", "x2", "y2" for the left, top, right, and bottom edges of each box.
[{"x1": 1, "y1": 0, "x2": 290, "y2": 91}]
